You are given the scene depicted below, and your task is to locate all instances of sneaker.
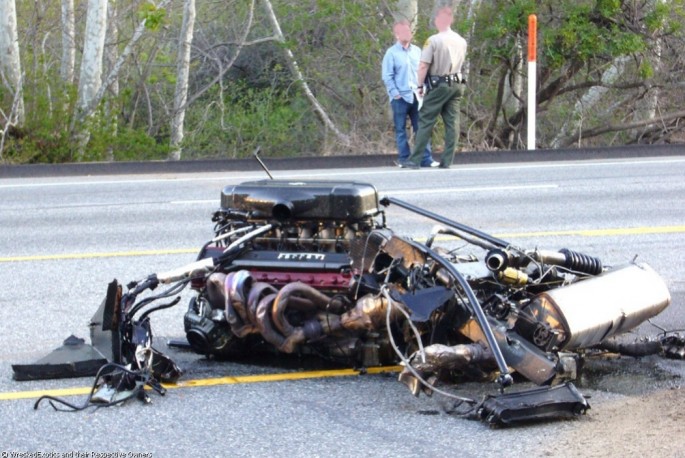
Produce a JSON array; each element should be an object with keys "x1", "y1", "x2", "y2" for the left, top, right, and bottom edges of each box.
[
  {"x1": 399, "y1": 161, "x2": 420, "y2": 169},
  {"x1": 429, "y1": 161, "x2": 440, "y2": 168}
]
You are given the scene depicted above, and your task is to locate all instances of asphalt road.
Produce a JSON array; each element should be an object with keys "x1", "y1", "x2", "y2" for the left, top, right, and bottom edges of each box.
[{"x1": 1, "y1": 151, "x2": 684, "y2": 457}]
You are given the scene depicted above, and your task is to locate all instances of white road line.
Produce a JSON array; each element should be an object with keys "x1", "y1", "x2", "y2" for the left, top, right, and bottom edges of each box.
[
  {"x1": 384, "y1": 184, "x2": 558, "y2": 195},
  {"x1": 1, "y1": 157, "x2": 684, "y2": 189},
  {"x1": 167, "y1": 184, "x2": 557, "y2": 205},
  {"x1": 171, "y1": 199, "x2": 218, "y2": 205}
]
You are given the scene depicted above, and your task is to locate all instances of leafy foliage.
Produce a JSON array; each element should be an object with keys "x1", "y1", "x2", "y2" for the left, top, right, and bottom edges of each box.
[
  {"x1": 2, "y1": 0, "x2": 685, "y2": 163},
  {"x1": 139, "y1": 2, "x2": 168, "y2": 31},
  {"x1": 181, "y1": 81, "x2": 322, "y2": 158}
]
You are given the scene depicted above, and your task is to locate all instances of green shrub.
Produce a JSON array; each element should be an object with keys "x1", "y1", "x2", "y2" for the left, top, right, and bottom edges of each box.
[{"x1": 181, "y1": 81, "x2": 323, "y2": 158}]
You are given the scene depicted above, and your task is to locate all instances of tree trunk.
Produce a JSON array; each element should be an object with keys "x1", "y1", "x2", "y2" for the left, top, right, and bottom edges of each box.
[
  {"x1": 169, "y1": 0, "x2": 196, "y2": 161},
  {"x1": 75, "y1": 0, "x2": 172, "y2": 128},
  {"x1": 0, "y1": 0, "x2": 25, "y2": 126},
  {"x1": 73, "y1": 0, "x2": 108, "y2": 158},
  {"x1": 77, "y1": 0, "x2": 107, "y2": 114},
  {"x1": 184, "y1": 0, "x2": 256, "y2": 110},
  {"x1": 632, "y1": 0, "x2": 667, "y2": 141},
  {"x1": 60, "y1": 0, "x2": 76, "y2": 84},
  {"x1": 394, "y1": 0, "x2": 418, "y2": 30},
  {"x1": 503, "y1": 41, "x2": 524, "y2": 145},
  {"x1": 104, "y1": 0, "x2": 120, "y2": 161},
  {"x1": 262, "y1": 0, "x2": 350, "y2": 147},
  {"x1": 105, "y1": 1, "x2": 119, "y2": 102},
  {"x1": 551, "y1": 57, "x2": 629, "y2": 148},
  {"x1": 462, "y1": 0, "x2": 481, "y2": 82}
]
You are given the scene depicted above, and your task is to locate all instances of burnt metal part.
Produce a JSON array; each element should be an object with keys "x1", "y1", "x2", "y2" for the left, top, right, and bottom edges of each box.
[
  {"x1": 395, "y1": 234, "x2": 514, "y2": 389},
  {"x1": 476, "y1": 382, "x2": 590, "y2": 426},
  {"x1": 592, "y1": 337, "x2": 664, "y2": 357},
  {"x1": 400, "y1": 343, "x2": 493, "y2": 392},
  {"x1": 659, "y1": 335, "x2": 685, "y2": 359},
  {"x1": 491, "y1": 324, "x2": 558, "y2": 385}
]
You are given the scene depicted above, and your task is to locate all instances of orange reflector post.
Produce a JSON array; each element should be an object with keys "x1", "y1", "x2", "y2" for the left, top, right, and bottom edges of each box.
[
  {"x1": 528, "y1": 14, "x2": 537, "y2": 62},
  {"x1": 527, "y1": 14, "x2": 537, "y2": 150}
]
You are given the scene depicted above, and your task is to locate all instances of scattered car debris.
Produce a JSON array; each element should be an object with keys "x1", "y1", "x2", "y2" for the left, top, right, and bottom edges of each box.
[
  {"x1": 11, "y1": 335, "x2": 107, "y2": 381},
  {"x1": 20, "y1": 177, "x2": 681, "y2": 425}
]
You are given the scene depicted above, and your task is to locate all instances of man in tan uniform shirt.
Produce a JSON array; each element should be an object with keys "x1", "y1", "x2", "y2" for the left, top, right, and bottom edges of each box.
[{"x1": 406, "y1": 6, "x2": 467, "y2": 169}]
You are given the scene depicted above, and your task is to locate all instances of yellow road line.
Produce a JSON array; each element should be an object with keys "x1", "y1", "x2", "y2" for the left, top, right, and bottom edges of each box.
[
  {"x1": 0, "y1": 366, "x2": 402, "y2": 401},
  {"x1": 0, "y1": 248, "x2": 197, "y2": 263},
  {"x1": 0, "y1": 386, "x2": 94, "y2": 401},
  {"x1": 2, "y1": 226, "x2": 683, "y2": 263},
  {"x1": 493, "y1": 225, "x2": 685, "y2": 239}
]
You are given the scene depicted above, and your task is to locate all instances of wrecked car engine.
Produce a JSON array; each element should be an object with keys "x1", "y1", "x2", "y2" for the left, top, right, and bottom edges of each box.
[{"x1": 21, "y1": 179, "x2": 676, "y2": 424}]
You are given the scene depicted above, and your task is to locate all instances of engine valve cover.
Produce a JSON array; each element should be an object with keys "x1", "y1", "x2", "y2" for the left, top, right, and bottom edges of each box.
[{"x1": 221, "y1": 180, "x2": 381, "y2": 221}]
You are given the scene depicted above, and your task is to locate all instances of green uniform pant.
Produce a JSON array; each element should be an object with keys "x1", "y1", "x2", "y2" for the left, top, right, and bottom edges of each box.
[{"x1": 408, "y1": 83, "x2": 464, "y2": 167}]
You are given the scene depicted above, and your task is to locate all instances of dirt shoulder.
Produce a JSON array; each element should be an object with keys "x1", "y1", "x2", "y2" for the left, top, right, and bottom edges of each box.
[{"x1": 540, "y1": 385, "x2": 685, "y2": 457}]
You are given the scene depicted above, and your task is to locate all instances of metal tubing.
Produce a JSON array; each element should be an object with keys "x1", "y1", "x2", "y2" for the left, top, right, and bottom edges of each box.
[
  {"x1": 373, "y1": 230, "x2": 513, "y2": 387},
  {"x1": 253, "y1": 146, "x2": 274, "y2": 180},
  {"x1": 223, "y1": 224, "x2": 275, "y2": 254},
  {"x1": 420, "y1": 242, "x2": 513, "y2": 388},
  {"x1": 380, "y1": 197, "x2": 509, "y2": 249}
]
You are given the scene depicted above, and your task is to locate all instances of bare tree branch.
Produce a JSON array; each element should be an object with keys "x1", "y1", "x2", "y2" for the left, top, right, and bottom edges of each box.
[
  {"x1": 183, "y1": 0, "x2": 256, "y2": 109},
  {"x1": 74, "y1": 0, "x2": 173, "y2": 127},
  {"x1": 261, "y1": 0, "x2": 351, "y2": 147},
  {"x1": 558, "y1": 110, "x2": 685, "y2": 147},
  {"x1": 204, "y1": 36, "x2": 280, "y2": 52}
]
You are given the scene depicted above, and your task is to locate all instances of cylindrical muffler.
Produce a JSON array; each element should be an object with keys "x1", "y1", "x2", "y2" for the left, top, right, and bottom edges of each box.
[{"x1": 526, "y1": 263, "x2": 671, "y2": 350}]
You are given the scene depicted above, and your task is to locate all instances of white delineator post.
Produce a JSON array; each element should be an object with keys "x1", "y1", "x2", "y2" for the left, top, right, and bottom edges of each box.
[{"x1": 527, "y1": 14, "x2": 537, "y2": 150}]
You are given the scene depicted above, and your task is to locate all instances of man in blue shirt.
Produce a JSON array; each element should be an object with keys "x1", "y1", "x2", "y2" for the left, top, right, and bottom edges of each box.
[{"x1": 382, "y1": 20, "x2": 438, "y2": 168}]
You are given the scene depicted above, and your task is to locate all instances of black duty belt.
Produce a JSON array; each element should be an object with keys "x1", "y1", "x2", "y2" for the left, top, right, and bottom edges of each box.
[{"x1": 428, "y1": 73, "x2": 466, "y2": 87}]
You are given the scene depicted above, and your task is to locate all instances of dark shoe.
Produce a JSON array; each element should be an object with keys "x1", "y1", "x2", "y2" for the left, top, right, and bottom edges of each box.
[
  {"x1": 438, "y1": 163, "x2": 451, "y2": 169},
  {"x1": 399, "y1": 161, "x2": 420, "y2": 169}
]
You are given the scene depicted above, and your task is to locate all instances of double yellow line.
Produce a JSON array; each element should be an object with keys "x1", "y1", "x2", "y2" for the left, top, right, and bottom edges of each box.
[{"x1": 0, "y1": 366, "x2": 402, "y2": 401}]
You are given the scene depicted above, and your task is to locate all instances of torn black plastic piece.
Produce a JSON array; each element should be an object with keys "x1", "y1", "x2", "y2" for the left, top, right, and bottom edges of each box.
[
  {"x1": 395, "y1": 286, "x2": 454, "y2": 322},
  {"x1": 89, "y1": 279, "x2": 121, "y2": 363},
  {"x1": 477, "y1": 382, "x2": 590, "y2": 426},
  {"x1": 13, "y1": 280, "x2": 121, "y2": 382},
  {"x1": 12, "y1": 335, "x2": 108, "y2": 381}
]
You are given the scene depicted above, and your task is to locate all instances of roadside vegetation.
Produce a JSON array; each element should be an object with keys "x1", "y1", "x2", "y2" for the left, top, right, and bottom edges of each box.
[{"x1": 0, "y1": 0, "x2": 684, "y2": 164}]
